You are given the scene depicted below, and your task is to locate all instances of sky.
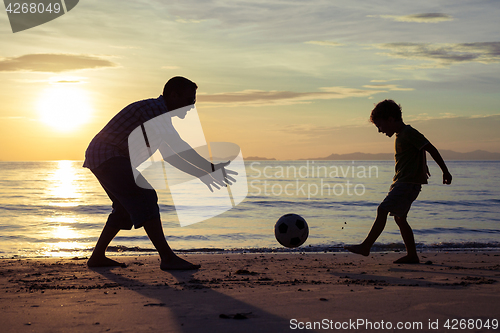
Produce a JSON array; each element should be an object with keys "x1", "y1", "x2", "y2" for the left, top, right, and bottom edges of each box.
[{"x1": 1, "y1": 0, "x2": 499, "y2": 161}]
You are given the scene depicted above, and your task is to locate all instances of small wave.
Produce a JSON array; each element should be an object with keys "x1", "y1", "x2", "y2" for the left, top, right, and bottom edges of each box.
[
  {"x1": 417, "y1": 199, "x2": 500, "y2": 207},
  {"x1": 83, "y1": 241, "x2": 500, "y2": 253},
  {"x1": 413, "y1": 227, "x2": 500, "y2": 235},
  {"x1": 3, "y1": 241, "x2": 500, "y2": 259},
  {"x1": 247, "y1": 199, "x2": 378, "y2": 209},
  {"x1": 171, "y1": 241, "x2": 500, "y2": 253},
  {"x1": 0, "y1": 204, "x2": 112, "y2": 214}
]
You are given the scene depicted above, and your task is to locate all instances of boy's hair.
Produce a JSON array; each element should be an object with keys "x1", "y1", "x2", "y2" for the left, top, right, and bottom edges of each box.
[
  {"x1": 163, "y1": 76, "x2": 198, "y2": 96},
  {"x1": 370, "y1": 99, "x2": 402, "y2": 123}
]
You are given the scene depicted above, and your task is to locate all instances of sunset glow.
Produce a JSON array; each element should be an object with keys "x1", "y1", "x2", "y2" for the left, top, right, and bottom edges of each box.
[
  {"x1": 37, "y1": 84, "x2": 92, "y2": 132},
  {"x1": 0, "y1": 1, "x2": 499, "y2": 161}
]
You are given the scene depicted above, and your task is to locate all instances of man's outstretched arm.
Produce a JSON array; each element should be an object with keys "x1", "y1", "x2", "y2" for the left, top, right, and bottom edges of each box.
[
  {"x1": 159, "y1": 128, "x2": 215, "y2": 173},
  {"x1": 159, "y1": 141, "x2": 235, "y2": 191}
]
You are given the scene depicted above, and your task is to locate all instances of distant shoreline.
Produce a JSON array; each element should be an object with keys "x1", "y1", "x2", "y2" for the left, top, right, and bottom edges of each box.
[
  {"x1": 2, "y1": 150, "x2": 500, "y2": 162},
  {"x1": 246, "y1": 150, "x2": 500, "y2": 161}
]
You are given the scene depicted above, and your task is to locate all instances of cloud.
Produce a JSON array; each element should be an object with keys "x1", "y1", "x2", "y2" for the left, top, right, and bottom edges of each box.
[
  {"x1": 280, "y1": 114, "x2": 500, "y2": 136},
  {"x1": 52, "y1": 80, "x2": 81, "y2": 84},
  {"x1": 109, "y1": 45, "x2": 140, "y2": 50},
  {"x1": 305, "y1": 41, "x2": 343, "y2": 47},
  {"x1": 376, "y1": 42, "x2": 500, "y2": 68},
  {"x1": 158, "y1": 1, "x2": 398, "y2": 43},
  {"x1": 0, "y1": 54, "x2": 118, "y2": 73},
  {"x1": 175, "y1": 17, "x2": 203, "y2": 24},
  {"x1": 279, "y1": 123, "x2": 364, "y2": 136},
  {"x1": 47, "y1": 76, "x2": 87, "y2": 84},
  {"x1": 0, "y1": 116, "x2": 27, "y2": 120},
  {"x1": 197, "y1": 87, "x2": 386, "y2": 106},
  {"x1": 405, "y1": 112, "x2": 458, "y2": 122},
  {"x1": 273, "y1": 114, "x2": 500, "y2": 154},
  {"x1": 363, "y1": 84, "x2": 414, "y2": 91},
  {"x1": 369, "y1": 13, "x2": 454, "y2": 23}
]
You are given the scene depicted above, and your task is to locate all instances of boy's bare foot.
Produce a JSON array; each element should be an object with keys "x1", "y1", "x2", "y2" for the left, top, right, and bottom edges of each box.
[
  {"x1": 87, "y1": 256, "x2": 127, "y2": 268},
  {"x1": 160, "y1": 255, "x2": 201, "y2": 271},
  {"x1": 344, "y1": 244, "x2": 370, "y2": 256},
  {"x1": 393, "y1": 255, "x2": 420, "y2": 264}
]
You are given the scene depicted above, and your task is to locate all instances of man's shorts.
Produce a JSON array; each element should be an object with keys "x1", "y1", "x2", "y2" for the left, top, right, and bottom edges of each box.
[
  {"x1": 378, "y1": 182, "x2": 421, "y2": 218},
  {"x1": 91, "y1": 157, "x2": 160, "y2": 230}
]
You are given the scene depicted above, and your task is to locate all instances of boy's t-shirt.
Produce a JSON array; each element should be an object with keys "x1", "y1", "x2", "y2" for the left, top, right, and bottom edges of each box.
[{"x1": 393, "y1": 125, "x2": 430, "y2": 184}]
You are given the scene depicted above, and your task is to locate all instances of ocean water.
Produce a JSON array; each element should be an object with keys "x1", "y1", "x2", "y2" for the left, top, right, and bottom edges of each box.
[{"x1": 0, "y1": 160, "x2": 498, "y2": 258}]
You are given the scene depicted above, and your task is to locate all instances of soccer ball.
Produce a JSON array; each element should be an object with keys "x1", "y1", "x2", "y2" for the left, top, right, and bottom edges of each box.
[{"x1": 274, "y1": 214, "x2": 309, "y2": 248}]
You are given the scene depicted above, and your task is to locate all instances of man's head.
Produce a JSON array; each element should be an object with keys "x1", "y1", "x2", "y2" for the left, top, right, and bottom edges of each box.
[
  {"x1": 370, "y1": 99, "x2": 404, "y2": 137},
  {"x1": 163, "y1": 76, "x2": 198, "y2": 116}
]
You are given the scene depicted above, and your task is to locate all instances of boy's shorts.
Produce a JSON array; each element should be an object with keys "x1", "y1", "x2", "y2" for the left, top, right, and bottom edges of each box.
[
  {"x1": 378, "y1": 182, "x2": 421, "y2": 218},
  {"x1": 91, "y1": 157, "x2": 160, "y2": 230}
]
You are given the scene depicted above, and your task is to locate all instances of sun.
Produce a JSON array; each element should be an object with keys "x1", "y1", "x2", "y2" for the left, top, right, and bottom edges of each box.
[{"x1": 37, "y1": 84, "x2": 92, "y2": 131}]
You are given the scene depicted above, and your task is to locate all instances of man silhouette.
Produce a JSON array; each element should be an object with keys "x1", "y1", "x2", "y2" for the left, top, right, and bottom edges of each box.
[{"x1": 83, "y1": 76, "x2": 231, "y2": 270}]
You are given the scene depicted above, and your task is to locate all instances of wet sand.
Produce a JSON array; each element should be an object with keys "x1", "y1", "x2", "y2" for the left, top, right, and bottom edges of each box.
[{"x1": 1, "y1": 252, "x2": 499, "y2": 332}]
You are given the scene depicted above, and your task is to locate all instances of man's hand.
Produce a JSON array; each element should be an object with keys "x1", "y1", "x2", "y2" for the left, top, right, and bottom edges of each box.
[
  {"x1": 200, "y1": 161, "x2": 238, "y2": 192},
  {"x1": 213, "y1": 161, "x2": 237, "y2": 185},
  {"x1": 200, "y1": 174, "x2": 223, "y2": 192},
  {"x1": 443, "y1": 171, "x2": 452, "y2": 185}
]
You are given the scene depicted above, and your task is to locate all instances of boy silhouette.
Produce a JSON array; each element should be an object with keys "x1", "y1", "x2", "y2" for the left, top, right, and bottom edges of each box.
[
  {"x1": 345, "y1": 100, "x2": 452, "y2": 263},
  {"x1": 83, "y1": 76, "x2": 231, "y2": 270}
]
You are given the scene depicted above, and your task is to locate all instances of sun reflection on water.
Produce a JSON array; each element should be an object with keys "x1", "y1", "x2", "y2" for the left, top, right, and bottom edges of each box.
[
  {"x1": 50, "y1": 217, "x2": 79, "y2": 238},
  {"x1": 48, "y1": 160, "x2": 82, "y2": 207},
  {"x1": 42, "y1": 216, "x2": 88, "y2": 258},
  {"x1": 42, "y1": 162, "x2": 90, "y2": 257}
]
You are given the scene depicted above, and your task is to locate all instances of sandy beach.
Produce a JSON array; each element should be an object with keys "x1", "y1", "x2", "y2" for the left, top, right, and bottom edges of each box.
[{"x1": 1, "y1": 252, "x2": 499, "y2": 332}]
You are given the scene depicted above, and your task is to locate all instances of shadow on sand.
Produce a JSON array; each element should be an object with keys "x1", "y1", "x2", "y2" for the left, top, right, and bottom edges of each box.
[{"x1": 90, "y1": 263, "x2": 293, "y2": 333}]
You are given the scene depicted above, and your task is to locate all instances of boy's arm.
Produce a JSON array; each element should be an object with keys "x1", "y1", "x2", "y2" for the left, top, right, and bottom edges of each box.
[{"x1": 423, "y1": 143, "x2": 452, "y2": 184}]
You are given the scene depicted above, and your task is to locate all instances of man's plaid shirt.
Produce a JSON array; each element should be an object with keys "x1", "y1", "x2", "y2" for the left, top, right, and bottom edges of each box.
[{"x1": 83, "y1": 96, "x2": 169, "y2": 170}]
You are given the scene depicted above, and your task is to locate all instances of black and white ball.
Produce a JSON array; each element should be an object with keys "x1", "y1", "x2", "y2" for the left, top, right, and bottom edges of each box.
[{"x1": 274, "y1": 214, "x2": 309, "y2": 248}]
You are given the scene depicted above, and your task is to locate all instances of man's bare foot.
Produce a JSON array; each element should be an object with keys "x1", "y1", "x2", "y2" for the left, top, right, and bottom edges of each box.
[
  {"x1": 87, "y1": 256, "x2": 127, "y2": 268},
  {"x1": 160, "y1": 255, "x2": 201, "y2": 271},
  {"x1": 393, "y1": 255, "x2": 420, "y2": 264},
  {"x1": 344, "y1": 244, "x2": 370, "y2": 256}
]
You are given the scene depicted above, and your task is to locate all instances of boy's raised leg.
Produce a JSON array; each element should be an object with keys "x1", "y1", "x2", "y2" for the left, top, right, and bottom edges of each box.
[
  {"x1": 393, "y1": 216, "x2": 419, "y2": 264},
  {"x1": 88, "y1": 224, "x2": 126, "y2": 267},
  {"x1": 142, "y1": 217, "x2": 200, "y2": 270},
  {"x1": 345, "y1": 207, "x2": 389, "y2": 256}
]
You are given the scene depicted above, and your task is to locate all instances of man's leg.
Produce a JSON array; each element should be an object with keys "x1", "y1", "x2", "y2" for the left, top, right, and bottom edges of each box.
[
  {"x1": 393, "y1": 216, "x2": 419, "y2": 264},
  {"x1": 87, "y1": 224, "x2": 125, "y2": 267},
  {"x1": 344, "y1": 206, "x2": 389, "y2": 256},
  {"x1": 143, "y1": 217, "x2": 200, "y2": 270}
]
